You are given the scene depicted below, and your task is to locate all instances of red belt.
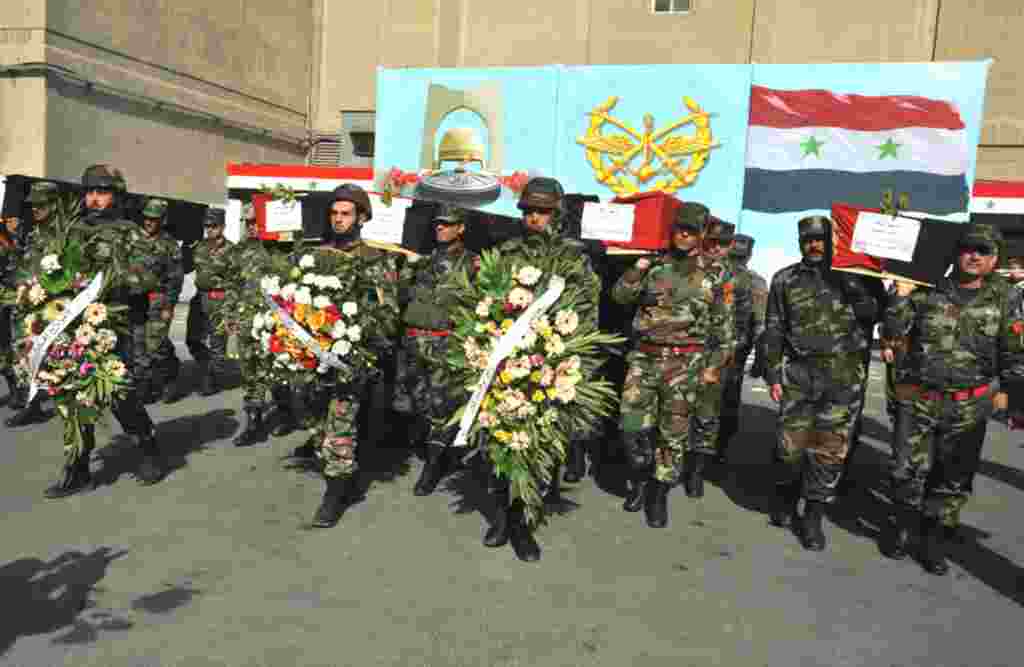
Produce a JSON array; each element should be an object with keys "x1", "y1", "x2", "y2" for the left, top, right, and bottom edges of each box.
[
  {"x1": 920, "y1": 383, "x2": 990, "y2": 402},
  {"x1": 406, "y1": 327, "x2": 451, "y2": 338},
  {"x1": 637, "y1": 343, "x2": 704, "y2": 355},
  {"x1": 147, "y1": 292, "x2": 164, "y2": 303},
  {"x1": 205, "y1": 290, "x2": 226, "y2": 300}
]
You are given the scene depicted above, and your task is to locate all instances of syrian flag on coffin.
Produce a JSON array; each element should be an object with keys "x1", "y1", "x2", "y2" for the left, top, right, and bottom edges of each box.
[
  {"x1": 743, "y1": 86, "x2": 970, "y2": 216},
  {"x1": 831, "y1": 202, "x2": 963, "y2": 286}
]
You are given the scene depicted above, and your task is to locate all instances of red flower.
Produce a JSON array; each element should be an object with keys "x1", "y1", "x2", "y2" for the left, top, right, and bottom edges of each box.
[
  {"x1": 503, "y1": 302, "x2": 515, "y2": 314},
  {"x1": 1013, "y1": 321, "x2": 1024, "y2": 336},
  {"x1": 324, "y1": 304, "x2": 341, "y2": 324},
  {"x1": 302, "y1": 357, "x2": 317, "y2": 370},
  {"x1": 269, "y1": 336, "x2": 284, "y2": 354},
  {"x1": 31, "y1": 320, "x2": 45, "y2": 335}
]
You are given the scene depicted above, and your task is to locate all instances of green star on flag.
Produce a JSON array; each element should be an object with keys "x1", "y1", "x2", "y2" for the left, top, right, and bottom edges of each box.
[
  {"x1": 800, "y1": 135, "x2": 825, "y2": 158},
  {"x1": 877, "y1": 138, "x2": 901, "y2": 159}
]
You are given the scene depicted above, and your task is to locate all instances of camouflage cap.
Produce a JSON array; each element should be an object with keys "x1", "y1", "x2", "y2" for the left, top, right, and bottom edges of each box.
[
  {"x1": 732, "y1": 233, "x2": 755, "y2": 258},
  {"x1": 433, "y1": 203, "x2": 465, "y2": 225},
  {"x1": 798, "y1": 215, "x2": 830, "y2": 240},
  {"x1": 204, "y1": 207, "x2": 226, "y2": 227},
  {"x1": 242, "y1": 202, "x2": 256, "y2": 221},
  {"x1": 142, "y1": 198, "x2": 168, "y2": 219},
  {"x1": 25, "y1": 181, "x2": 60, "y2": 204},
  {"x1": 81, "y1": 164, "x2": 124, "y2": 191},
  {"x1": 674, "y1": 202, "x2": 709, "y2": 231},
  {"x1": 518, "y1": 177, "x2": 565, "y2": 212},
  {"x1": 959, "y1": 223, "x2": 1002, "y2": 250}
]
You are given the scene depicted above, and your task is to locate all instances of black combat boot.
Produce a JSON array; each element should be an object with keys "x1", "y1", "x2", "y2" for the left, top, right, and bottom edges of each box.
[
  {"x1": 44, "y1": 426, "x2": 96, "y2": 499},
  {"x1": 484, "y1": 483, "x2": 511, "y2": 547},
  {"x1": 271, "y1": 388, "x2": 299, "y2": 437},
  {"x1": 5, "y1": 394, "x2": 45, "y2": 427},
  {"x1": 233, "y1": 407, "x2": 268, "y2": 447},
  {"x1": 8, "y1": 383, "x2": 27, "y2": 410},
  {"x1": 292, "y1": 434, "x2": 318, "y2": 459},
  {"x1": 770, "y1": 481, "x2": 800, "y2": 529},
  {"x1": 563, "y1": 440, "x2": 586, "y2": 483},
  {"x1": 882, "y1": 504, "x2": 913, "y2": 560},
  {"x1": 919, "y1": 516, "x2": 950, "y2": 576},
  {"x1": 413, "y1": 443, "x2": 448, "y2": 496},
  {"x1": 312, "y1": 475, "x2": 355, "y2": 528},
  {"x1": 543, "y1": 464, "x2": 562, "y2": 504},
  {"x1": 800, "y1": 500, "x2": 828, "y2": 551},
  {"x1": 644, "y1": 480, "x2": 670, "y2": 528},
  {"x1": 684, "y1": 452, "x2": 707, "y2": 498},
  {"x1": 198, "y1": 368, "x2": 219, "y2": 397},
  {"x1": 136, "y1": 431, "x2": 168, "y2": 485},
  {"x1": 623, "y1": 473, "x2": 648, "y2": 512},
  {"x1": 1, "y1": 370, "x2": 19, "y2": 407},
  {"x1": 137, "y1": 378, "x2": 156, "y2": 405},
  {"x1": 508, "y1": 500, "x2": 541, "y2": 562}
]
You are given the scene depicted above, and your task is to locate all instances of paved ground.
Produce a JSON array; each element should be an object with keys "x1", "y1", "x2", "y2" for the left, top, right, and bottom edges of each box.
[{"x1": 1, "y1": 311, "x2": 1022, "y2": 666}]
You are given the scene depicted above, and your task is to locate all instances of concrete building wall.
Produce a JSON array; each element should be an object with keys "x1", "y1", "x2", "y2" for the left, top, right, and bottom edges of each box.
[{"x1": 0, "y1": 77, "x2": 47, "y2": 178}]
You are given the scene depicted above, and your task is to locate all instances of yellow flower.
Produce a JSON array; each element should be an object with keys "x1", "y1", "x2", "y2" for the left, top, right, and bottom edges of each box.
[
  {"x1": 494, "y1": 430, "x2": 512, "y2": 443},
  {"x1": 530, "y1": 370, "x2": 542, "y2": 383},
  {"x1": 501, "y1": 319, "x2": 514, "y2": 332},
  {"x1": 546, "y1": 387, "x2": 558, "y2": 400},
  {"x1": 499, "y1": 369, "x2": 513, "y2": 385},
  {"x1": 541, "y1": 326, "x2": 554, "y2": 339},
  {"x1": 532, "y1": 390, "x2": 546, "y2": 403},
  {"x1": 482, "y1": 395, "x2": 493, "y2": 410},
  {"x1": 486, "y1": 321, "x2": 498, "y2": 334}
]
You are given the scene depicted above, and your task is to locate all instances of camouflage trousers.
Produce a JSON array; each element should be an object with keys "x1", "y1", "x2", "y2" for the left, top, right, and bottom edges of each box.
[
  {"x1": 185, "y1": 292, "x2": 229, "y2": 377},
  {"x1": 392, "y1": 334, "x2": 463, "y2": 447},
  {"x1": 141, "y1": 297, "x2": 180, "y2": 388},
  {"x1": 891, "y1": 388, "x2": 993, "y2": 527},
  {"x1": 776, "y1": 354, "x2": 865, "y2": 503},
  {"x1": 619, "y1": 349, "x2": 720, "y2": 484},
  {"x1": 712, "y1": 345, "x2": 753, "y2": 453},
  {"x1": 0, "y1": 305, "x2": 13, "y2": 374},
  {"x1": 316, "y1": 380, "x2": 370, "y2": 479}
]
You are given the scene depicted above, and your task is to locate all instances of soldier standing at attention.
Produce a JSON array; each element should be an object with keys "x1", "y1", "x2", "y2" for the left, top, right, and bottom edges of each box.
[
  {"x1": 138, "y1": 198, "x2": 184, "y2": 404},
  {"x1": 884, "y1": 224, "x2": 1024, "y2": 575},
  {"x1": 1, "y1": 213, "x2": 22, "y2": 406},
  {"x1": 761, "y1": 215, "x2": 883, "y2": 551},
  {"x1": 395, "y1": 204, "x2": 476, "y2": 496},
  {"x1": 717, "y1": 233, "x2": 768, "y2": 463},
  {"x1": 186, "y1": 208, "x2": 236, "y2": 398},
  {"x1": 613, "y1": 202, "x2": 734, "y2": 528}
]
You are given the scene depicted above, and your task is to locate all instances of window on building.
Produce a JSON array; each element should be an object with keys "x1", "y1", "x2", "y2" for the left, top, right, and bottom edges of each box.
[
  {"x1": 349, "y1": 131, "x2": 375, "y2": 158},
  {"x1": 308, "y1": 134, "x2": 342, "y2": 167},
  {"x1": 652, "y1": 0, "x2": 692, "y2": 13}
]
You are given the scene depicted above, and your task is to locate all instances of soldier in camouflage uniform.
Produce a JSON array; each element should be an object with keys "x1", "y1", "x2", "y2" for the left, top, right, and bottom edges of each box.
[
  {"x1": 1, "y1": 214, "x2": 21, "y2": 405},
  {"x1": 394, "y1": 204, "x2": 476, "y2": 496},
  {"x1": 45, "y1": 165, "x2": 168, "y2": 497},
  {"x1": 884, "y1": 224, "x2": 1024, "y2": 575},
  {"x1": 186, "y1": 208, "x2": 238, "y2": 397},
  {"x1": 6, "y1": 181, "x2": 63, "y2": 427},
  {"x1": 137, "y1": 198, "x2": 184, "y2": 404},
  {"x1": 612, "y1": 201, "x2": 734, "y2": 529},
  {"x1": 310, "y1": 184, "x2": 400, "y2": 528},
  {"x1": 761, "y1": 215, "x2": 883, "y2": 551},
  {"x1": 229, "y1": 203, "x2": 276, "y2": 447},
  {"x1": 718, "y1": 233, "x2": 768, "y2": 462}
]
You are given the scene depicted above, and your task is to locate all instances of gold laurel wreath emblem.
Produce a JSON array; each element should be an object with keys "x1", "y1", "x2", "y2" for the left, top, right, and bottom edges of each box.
[{"x1": 577, "y1": 96, "x2": 718, "y2": 196}]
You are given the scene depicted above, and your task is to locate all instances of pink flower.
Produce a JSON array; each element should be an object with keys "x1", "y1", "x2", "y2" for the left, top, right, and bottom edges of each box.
[
  {"x1": 79, "y1": 361, "x2": 96, "y2": 375},
  {"x1": 529, "y1": 354, "x2": 545, "y2": 368}
]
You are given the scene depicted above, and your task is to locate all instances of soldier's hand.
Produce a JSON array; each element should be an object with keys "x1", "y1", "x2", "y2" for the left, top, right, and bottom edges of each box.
[
  {"x1": 882, "y1": 348, "x2": 895, "y2": 364},
  {"x1": 894, "y1": 281, "x2": 917, "y2": 297},
  {"x1": 635, "y1": 258, "x2": 651, "y2": 272},
  {"x1": 160, "y1": 307, "x2": 173, "y2": 322},
  {"x1": 770, "y1": 383, "x2": 783, "y2": 402},
  {"x1": 701, "y1": 366, "x2": 721, "y2": 385}
]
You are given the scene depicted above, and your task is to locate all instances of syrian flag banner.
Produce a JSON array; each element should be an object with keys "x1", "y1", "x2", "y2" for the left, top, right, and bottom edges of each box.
[
  {"x1": 743, "y1": 86, "x2": 970, "y2": 216},
  {"x1": 831, "y1": 203, "x2": 963, "y2": 286}
]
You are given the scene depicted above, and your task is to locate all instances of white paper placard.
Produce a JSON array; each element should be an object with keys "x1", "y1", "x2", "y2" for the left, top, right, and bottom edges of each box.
[
  {"x1": 581, "y1": 201, "x2": 634, "y2": 243},
  {"x1": 362, "y1": 194, "x2": 410, "y2": 245},
  {"x1": 225, "y1": 199, "x2": 243, "y2": 243},
  {"x1": 851, "y1": 212, "x2": 921, "y2": 263},
  {"x1": 265, "y1": 198, "x2": 303, "y2": 233}
]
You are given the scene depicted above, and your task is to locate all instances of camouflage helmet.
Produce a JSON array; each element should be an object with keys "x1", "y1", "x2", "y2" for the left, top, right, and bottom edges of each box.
[
  {"x1": 517, "y1": 177, "x2": 564, "y2": 215},
  {"x1": 142, "y1": 198, "x2": 168, "y2": 219},
  {"x1": 959, "y1": 223, "x2": 1002, "y2": 254},
  {"x1": 433, "y1": 203, "x2": 465, "y2": 226},
  {"x1": 797, "y1": 215, "x2": 830, "y2": 240},
  {"x1": 25, "y1": 181, "x2": 60, "y2": 205},
  {"x1": 81, "y1": 164, "x2": 125, "y2": 191},
  {"x1": 332, "y1": 183, "x2": 372, "y2": 222},
  {"x1": 204, "y1": 207, "x2": 226, "y2": 227},
  {"x1": 704, "y1": 218, "x2": 736, "y2": 241},
  {"x1": 674, "y1": 202, "x2": 709, "y2": 232},
  {"x1": 731, "y1": 233, "x2": 755, "y2": 259}
]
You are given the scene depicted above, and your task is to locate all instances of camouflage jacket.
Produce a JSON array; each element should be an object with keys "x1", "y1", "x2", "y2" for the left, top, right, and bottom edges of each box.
[
  {"x1": 0, "y1": 233, "x2": 18, "y2": 292},
  {"x1": 738, "y1": 264, "x2": 768, "y2": 353},
  {"x1": 761, "y1": 262, "x2": 883, "y2": 386},
  {"x1": 193, "y1": 239, "x2": 242, "y2": 292},
  {"x1": 612, "y1": 253, "x2": 736, "y2": 370},
  {"x1": 143, "y1": 230, "x2": 184, "y2": 305},
  {"x1": 12, "y1": 222, "x2": 60, "y2": 292},
  {"x1": 314, "y1": 239, "x2": 400, "y2": 343},
  {"x1": 234, "y1": 238, "x2": 272, "y2": 288},
  {"x1": 497, "y1": 228, "x2": 601, "y2": 329},
  {"x1": 73, "y1": 211, "x2": 162, "y2": 299},
  {"x1": 885, "y1": 274, "x2": 1024, "y2": 391},
  {"x1": 399, "y1": 242, "x2": 477, "y2": 331}
]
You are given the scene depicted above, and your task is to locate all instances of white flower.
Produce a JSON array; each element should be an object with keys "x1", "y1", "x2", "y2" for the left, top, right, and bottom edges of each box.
[
  {"x1": 260, "y1": 276, "x2": 281, "y2": 296},
  {"x1": 530, "y1": 316, "x2": 550, "y2": 333},
  {"x1": 331, "y1": 339, "x2": 352, "y2": 357},
  {"x1": 555, "y1": 310, "x2": 579, "y2": 336},
  {"x1": 323, "y1": 276, "x2": 342, "y2": 290},
  {"x1": 280, "y1": 283, "x2": 298, "y2": 300},
  {"x1": 299, "y1": 254, "x2": 315, "y2": 269},
  {"x1": 507, "y1": 287, "x2": 534, "y2": 309},
  {"x1": 294, "y1": 287, "x2": 313, "y2": 305},
  {"x1": 84, "y1": 303, "x2": 108, "y2": 326},
  {"x1": 75, "y1": 323, "x2": 96, "y2": 342},
  {"x1": 342, "y1": 301, "x2": 358, "y2": 316},
  {"x1": 252, "y1": 313, "x2": 265, "y2": 330},
  {"x1": 312, "y1": 295, "x2": 332, "y2": 310},
  {"x1": 331, "y1": 321, "x2": 348, "y2": 339},
  {"x1": 556, "y1": 385, "x2": 577, "y2": 403},
  {"x1": 516, "y1": 265, "x2": 542, "y2": 286},
  {"x1": 521, "y1": 330, "x2": 538, "y2": 349},
  {"x1": 475, "y1": 297, "x2": 494, "y2": 318},
  {"x1": 41, "y1": 254, "x2": 62, "y2": 273},
  {"x1": 28, "y1": 284, "x2": 47, "y2": 306},
  {"x1": 346, "y1": 325, "x2": 362, "y2": 342},
  {"x1": 544, "y1": 334, "x2": 565, "y2": 356},
  {"x1": 302, "y1": 273, "x2": 318, "y2": 285},
  {"x1": 508, "y1": 431, "x2": 531, "y2": 451}
]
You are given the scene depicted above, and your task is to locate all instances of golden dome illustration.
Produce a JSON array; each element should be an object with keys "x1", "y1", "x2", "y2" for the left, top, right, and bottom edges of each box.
[{"x1": 436, "y1": 127, "x2": 486, "y2": 168}]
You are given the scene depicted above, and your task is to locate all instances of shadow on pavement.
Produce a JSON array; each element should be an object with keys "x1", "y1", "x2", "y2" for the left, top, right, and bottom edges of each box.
[
  {"x1": 706, "y1": 403, "x2": 782, "y2": 518},
  {"x1": 0, "y1": 547, "x2": 130, "y2": 655},
  {"x1": 91, "y1": 409, "x2": 239, "y2": 487}
]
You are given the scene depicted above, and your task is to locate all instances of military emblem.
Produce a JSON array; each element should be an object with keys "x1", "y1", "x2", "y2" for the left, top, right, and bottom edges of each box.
[{"x1": 577, "y1": 96, "x2": 719, "y2": 196}]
